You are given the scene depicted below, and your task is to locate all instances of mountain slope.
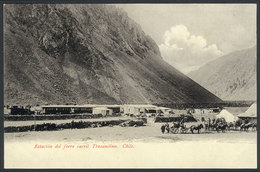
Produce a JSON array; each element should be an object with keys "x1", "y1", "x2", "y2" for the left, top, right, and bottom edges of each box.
[
  {"x1": 188, "y1": 46, "x2": 256, "y2": 101},
  {"x1": 4, "y1": 4, "x2": 222, "y2": 105}
]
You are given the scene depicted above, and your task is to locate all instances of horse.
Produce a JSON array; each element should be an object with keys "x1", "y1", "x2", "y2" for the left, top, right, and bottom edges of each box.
[
  {"x1": 227, "y1": 122, "x2": 235, "y2": 131},
  {"x1": 251, "y1": 122, "x2": 257, "y2": 131},
  {"x1": 178, "y1": 125, "x2": 189, "y2": 134},
  {"x1": 170, "y1": 122, "x2": 181, "y2": 134},
  {"x1": 209, "y1": 122, "x2": 217, "y2": 131},
  {"x1": 240, "y1": 122, "x2": 253, "y2": 131},
  {"x1": 234, "y1": 120, "x2": 243, "y2": 130},
  {"x1": 190, "y1": 124, "x2": 203, "y2": 134},
  {"x1": 216, "y1": 122, "x2": 228, "y2": 133}
]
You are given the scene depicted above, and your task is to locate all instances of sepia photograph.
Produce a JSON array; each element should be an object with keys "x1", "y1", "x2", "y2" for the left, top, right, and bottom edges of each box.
[{"x1": 3, "y1": 2, "x2": 257, "y2": 168}]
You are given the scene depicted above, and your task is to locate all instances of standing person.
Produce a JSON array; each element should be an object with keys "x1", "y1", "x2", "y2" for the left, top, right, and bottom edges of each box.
[
  {"x1": 161, "y1": 124, "x2": 165, "y2": 134},
  {"x1": 165, "y1": 122, "x2": 170, "y2": 133},
  {"x1": 180, "y1": 117, "x2": 184, "y2": 128},
  {"x1": 172, "y1": 122, "x2": 177, "y2": 134},
  {"x1": 208, "y1": 118, "x2": 211, "y2": 130},
  {"x1": 203, "y1": 119, "x2": 208, "y2": 131}
]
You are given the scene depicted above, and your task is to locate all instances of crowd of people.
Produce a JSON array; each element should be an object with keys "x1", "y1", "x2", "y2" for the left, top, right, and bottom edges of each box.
[{"x1": 161, "y1": 117, "x2": 257, "y2": 134}]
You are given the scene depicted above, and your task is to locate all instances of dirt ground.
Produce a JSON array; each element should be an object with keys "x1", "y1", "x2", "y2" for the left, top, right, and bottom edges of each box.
[
  {"x1": 4, "y1": 121, "x2": 257, "y2": 143},
  {"x1": 4, "y1": 119, "x2": 257, "y2": 168}
]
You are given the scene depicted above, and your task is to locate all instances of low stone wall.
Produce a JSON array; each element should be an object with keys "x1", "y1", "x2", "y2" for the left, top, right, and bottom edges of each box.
[
  {"x1": 4, "y1": 119, "x2": 144, "y2": 133},
  {"x1": 4, "y1": 114, "x2": 103, "y2": 121},
  {"x1": 154, "y1": 116, "x2": 197, "y2": 123}
]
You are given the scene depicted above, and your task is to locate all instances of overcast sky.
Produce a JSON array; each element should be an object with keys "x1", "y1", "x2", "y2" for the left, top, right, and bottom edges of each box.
[{"x1": 116, "y1": 4, "x2": 256, "y2": 74}]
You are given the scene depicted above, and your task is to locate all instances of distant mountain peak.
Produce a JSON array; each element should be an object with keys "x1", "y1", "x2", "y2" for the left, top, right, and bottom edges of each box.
[{"x1": 188, "y1": 46, "x2": 256, "y2": 101}]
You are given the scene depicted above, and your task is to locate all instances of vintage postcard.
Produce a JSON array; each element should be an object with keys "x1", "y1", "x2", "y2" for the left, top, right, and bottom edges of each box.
[{"x1": 3, "y1": 3, "x2": 257, "y2": 168}]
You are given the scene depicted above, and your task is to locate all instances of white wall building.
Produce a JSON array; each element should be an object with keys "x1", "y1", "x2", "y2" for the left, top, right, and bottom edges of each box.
[{"x1": 92, "y1": 107, "x2": 113, "y2": 116}]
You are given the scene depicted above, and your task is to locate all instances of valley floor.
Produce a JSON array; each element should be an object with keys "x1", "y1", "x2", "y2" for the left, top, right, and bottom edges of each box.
[{"x1": 4, "y1": 120, "x2": 257, "y2": 168}]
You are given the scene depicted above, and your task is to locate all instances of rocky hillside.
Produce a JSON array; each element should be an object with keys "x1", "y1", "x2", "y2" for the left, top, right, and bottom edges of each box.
[
  {"x1": 188, "y1": 46, "x2": 256, "y2": 101},
  {"x1": 4, "y1": 4, "x2": 222, "y2": 105}
]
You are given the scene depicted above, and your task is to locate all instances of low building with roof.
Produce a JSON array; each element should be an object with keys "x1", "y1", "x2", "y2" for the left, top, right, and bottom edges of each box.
[
  {"x1": 123, "y1": 104, "x2": 158, "y2": 116},
  {"x1": 92, "y1": 107, "x2": 113, "y2": 116}
]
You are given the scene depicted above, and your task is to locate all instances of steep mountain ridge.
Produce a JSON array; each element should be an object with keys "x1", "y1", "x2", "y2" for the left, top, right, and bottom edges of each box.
[
  {"x1": 4, "y1": 4, "x2": 222, "y2": 105},
  {"x1": 188, "y1": 46, "x2": 256, "y2": 101}
]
